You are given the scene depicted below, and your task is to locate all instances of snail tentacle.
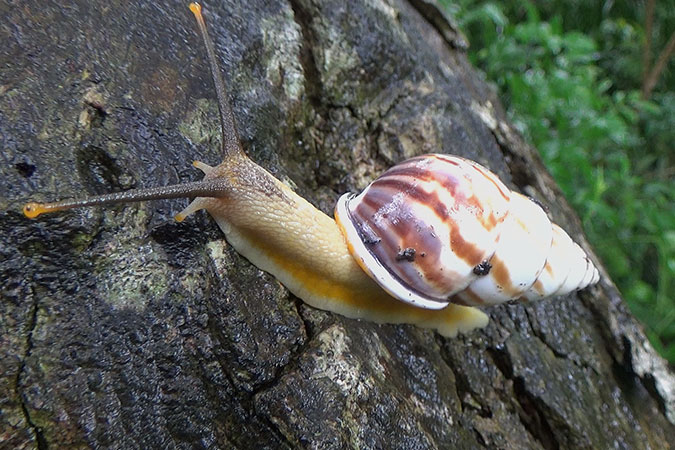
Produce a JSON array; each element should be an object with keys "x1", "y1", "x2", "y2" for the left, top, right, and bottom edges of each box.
[
  {"x1": 189, "y1": 3, "x2": 245, "y2": 160},
  {"x1": 23, "y1": 179, "x2": 232, "y2": 219}
]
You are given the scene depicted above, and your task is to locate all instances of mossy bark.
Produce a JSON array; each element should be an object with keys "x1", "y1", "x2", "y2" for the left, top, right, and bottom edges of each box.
[{"x1": 1, "y1": 0, "x2": 673, "y2": 448}]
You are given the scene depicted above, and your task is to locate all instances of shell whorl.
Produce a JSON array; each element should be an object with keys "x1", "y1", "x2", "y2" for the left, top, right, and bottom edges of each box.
[{"x1": 334, "y1": 154, "x2": 599, "y2": 309}]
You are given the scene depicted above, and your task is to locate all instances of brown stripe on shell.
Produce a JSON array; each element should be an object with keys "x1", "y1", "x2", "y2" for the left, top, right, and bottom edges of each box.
[
  {"x1": 355, "y1": 172, "x2": 499, "y2": 296},
  {"x1": 429, "y1": 153, "x2": 461, "y2": 167},
  {"x1": 446, "y1": 157, "x2": 511, "y2": 231},
  {"x1": 387, "y1": 211, "x2": 451, "y2": 289},
  {"x1": 460, "y1": 164, "x2": 511, "y2": 230},
  {"x1": 378, "y1": 165, "x2": 451, "y2": 190},
  {"x1": 377, "y1": 156, "x2": 509, "y2": 233},
  {"x1": 432, "y1": 159, "x2": 509, "y2": 232},
  {"x1": 370, "y1": 177, "x2": 450, "y2": 220},
  {"x1": 353, "y1": 188, "x2": 452, "y2": 298},
  {"x1": 346, "y1": 155, "x2": 519, "y2": 299},
  {"x1": 544, "y1": 261, "x2": 554, "y2": 276},
  {"x1": 359, "y1": 180, "x2": 459, "y2": 294},
  {"x1": 375, "y1": 161, "x2": 504, "y2": 237},
  {"x1": 486, "y1": 255, "x2": 517, "y2": 297},
  {"x1": 373, "y1": 161, "x2": 460, "y2": 191},
  {"x1": 368, "y1": 177, "x2": 487, "y2": 268},
  {"x1": 463, "y1": 160, "x2": 511, "y2": 202}
]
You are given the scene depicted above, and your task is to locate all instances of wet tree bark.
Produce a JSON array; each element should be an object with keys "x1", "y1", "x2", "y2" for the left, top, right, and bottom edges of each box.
[{"x1": 1, "y1": 0, "x2": 673, "y2": 448}]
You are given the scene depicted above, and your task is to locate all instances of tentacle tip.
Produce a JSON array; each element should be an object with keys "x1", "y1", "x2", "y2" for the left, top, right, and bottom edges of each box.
[
  {"x1": 189, "y1": 2, "x2": 202, "y2": 16},
  {"x1": 23, "y1": 202, "x2": 43, "y2": 219},
  {"x1": 174, "y1": 213, "x2": 186, "y2": 223},
  {"x1": 192, "y1": 160, "x2": 214, "y2": 175}
]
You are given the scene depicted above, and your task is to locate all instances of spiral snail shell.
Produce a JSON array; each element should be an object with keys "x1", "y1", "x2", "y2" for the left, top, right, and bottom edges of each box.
[
  {"x1": 22, "y1": 3, "x2": 599, "y2": 337},
  {"x1": 336, "y1": 154, "x2": 599, "y2": 309}
]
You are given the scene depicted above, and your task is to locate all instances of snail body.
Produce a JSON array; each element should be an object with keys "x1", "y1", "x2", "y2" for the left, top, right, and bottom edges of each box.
[
  {"x1": 23, "y1": 3, "x2": 598, "y2": 337},
  {"x1": 182, "y1": 156, "x2": 488, "y2": 336}
]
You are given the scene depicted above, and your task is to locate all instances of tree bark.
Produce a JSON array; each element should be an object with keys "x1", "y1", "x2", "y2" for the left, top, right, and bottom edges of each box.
[{"x1": 1, "y1": 0, "x2": 673, "y2": 448}]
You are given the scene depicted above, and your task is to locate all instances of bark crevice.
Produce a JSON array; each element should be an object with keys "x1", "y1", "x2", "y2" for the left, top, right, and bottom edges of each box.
[{"x1": 15, "y1": 290, "x2": 47, "y2": 450}]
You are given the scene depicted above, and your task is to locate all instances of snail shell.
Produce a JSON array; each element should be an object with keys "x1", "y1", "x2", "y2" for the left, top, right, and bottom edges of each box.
[{"x1": 335, "y1": 154, "x2": 599, "y2": 309}]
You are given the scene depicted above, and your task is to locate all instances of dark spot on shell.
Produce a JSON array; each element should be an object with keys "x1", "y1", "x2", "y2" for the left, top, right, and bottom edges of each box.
[
  {"x1": 473, "y1": 260, "x2": 492, "y2": 276},
  {"x1": 396, "y1": 247, "x2": 416, "y2": 262}
]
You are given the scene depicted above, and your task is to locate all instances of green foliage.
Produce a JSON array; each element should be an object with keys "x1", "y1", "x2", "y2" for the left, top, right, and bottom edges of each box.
[{"x1": 442, "y1": 0, "x2": 675, "y2": 362}]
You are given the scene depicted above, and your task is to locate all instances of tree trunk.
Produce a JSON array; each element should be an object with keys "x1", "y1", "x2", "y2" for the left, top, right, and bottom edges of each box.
[{"x1": 1, "y1": 0, "x2": 673, "y2": 448}]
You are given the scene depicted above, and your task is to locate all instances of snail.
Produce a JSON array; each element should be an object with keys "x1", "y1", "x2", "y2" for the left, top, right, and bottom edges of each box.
[{"x1": 22, "y1": 3, "x2": 599, "y2": 337}]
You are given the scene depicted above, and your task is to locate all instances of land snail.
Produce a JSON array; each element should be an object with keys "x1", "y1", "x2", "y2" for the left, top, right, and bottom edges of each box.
[{"x1": 23, "y1": 3, "x2": 599, "y2": 337}]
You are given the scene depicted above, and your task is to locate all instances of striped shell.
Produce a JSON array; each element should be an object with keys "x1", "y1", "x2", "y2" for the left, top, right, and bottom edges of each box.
[{"x1": 334, "y1": 154, "x2": 599, "y2": 309}]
